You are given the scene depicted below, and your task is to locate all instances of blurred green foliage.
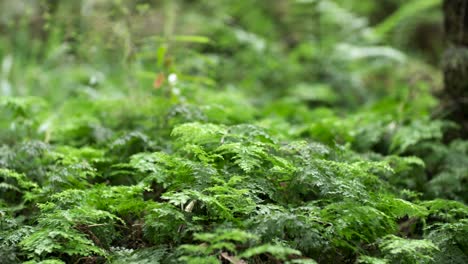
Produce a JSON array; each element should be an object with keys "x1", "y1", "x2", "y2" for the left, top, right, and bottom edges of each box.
[{"x1": 1, "y1": 0, "x2": 467, "y2": 263}]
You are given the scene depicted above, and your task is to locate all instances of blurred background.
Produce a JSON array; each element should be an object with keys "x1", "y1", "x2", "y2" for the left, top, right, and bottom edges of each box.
[{"x1": 0, "y1": 0, "x2": 443, "y2": 107}]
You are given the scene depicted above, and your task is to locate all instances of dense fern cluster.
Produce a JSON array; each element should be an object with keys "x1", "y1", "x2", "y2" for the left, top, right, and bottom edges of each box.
[{"x1": 1, "y1": 89, "x2": 467, "y2": 263}]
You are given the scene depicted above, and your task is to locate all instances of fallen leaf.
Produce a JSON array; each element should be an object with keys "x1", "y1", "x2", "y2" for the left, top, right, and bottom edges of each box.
[{"x1": 220, "y1": 252, "x2": 247, "y2": 264}]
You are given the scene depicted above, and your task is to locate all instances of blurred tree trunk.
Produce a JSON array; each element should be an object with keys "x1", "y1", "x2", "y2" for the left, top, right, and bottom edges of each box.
[{"x1": 443, "y1": 0, "x2": 468, "y2": 136}]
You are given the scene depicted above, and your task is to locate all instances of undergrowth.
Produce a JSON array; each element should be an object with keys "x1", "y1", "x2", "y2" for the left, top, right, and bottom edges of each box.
[{"x1": 1, "y1": 0, "x2": 467, "y2": 263}]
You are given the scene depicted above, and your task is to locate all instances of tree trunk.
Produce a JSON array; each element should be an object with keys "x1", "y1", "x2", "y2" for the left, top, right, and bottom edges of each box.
[{"x1": 443, "y1": 0, "x2": 468, "y2": 136}]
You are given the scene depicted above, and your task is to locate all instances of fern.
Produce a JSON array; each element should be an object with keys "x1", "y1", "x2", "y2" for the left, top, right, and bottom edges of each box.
[
  {"x1": 0, "y1": 169, "x2": 38, "y2": 209},
  {"x1": 20, "y1": 228, "x2": 106, "y2": 259},
  {"x1": 425, "y1": 140, "x2": 468, "y2": 202},
  {"x1": 171, "y1": 122, "x2": 227, "y2": 147},
  {"x1": 379, "y1": 235, "x2": 438, "y2": 264},
  {"x1": 390, "y1": 120, "x2": 447, "y2": 154},
  {"x1": 247, "y1": 204, "x2": 327, "y2": 257},
  {"x1": 108, "y1": 131, "x2": 156, "y2": 161},
  {"x1": 18, "y1": 185, "x2": 150, "y2": 261},
  {"x1": 216, "y1": 142, "x2": 267, "y2": 172},
  {"x1": 0, "y1": 96, "x2": 48, "y2": 142},
  {"x1": 0, "y1": 216, "x2": 34, "y2": 264},
  {"x1": 240, "y1": 243, "x2": 301, "y2": 260},
  {"x1": 179, "y1": 228, "x2": 306, "y2": 263},
  {"x1": 143, "y1": 203, "x2": 189, "y2": 244},
  {"x1": 161, "y1": 180, "x2": 256, "y2": 222},
  {"x1": 322, "y1": 202, "x2": 396, "y2": 250},
  {"x1": 23, "y1": 260, "x2": 66, "y2": 264},
  {"x1": 357, "y1": 256, "x2": 389, "y2": 264},
  {"x1": 109, "y1": 246, "x2": 170, "y2": 264}
]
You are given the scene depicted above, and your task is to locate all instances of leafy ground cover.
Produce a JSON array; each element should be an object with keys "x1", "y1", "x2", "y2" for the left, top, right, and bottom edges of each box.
[{"x1": 1, "y1": 1, "x2": 467, "y2": 263}]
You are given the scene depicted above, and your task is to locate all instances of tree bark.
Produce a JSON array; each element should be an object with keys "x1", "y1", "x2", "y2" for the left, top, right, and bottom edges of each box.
[{"x1": 443, "y1": 0, "x2": 468, "y2": 136}]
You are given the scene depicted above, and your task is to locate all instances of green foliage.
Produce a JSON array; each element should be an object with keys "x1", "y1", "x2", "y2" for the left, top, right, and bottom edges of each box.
[
  {"x1": 0, "y1": 216, "x2": 34, "y2": 263},
  {"x1": 0, "y1": 169, "x2": 38, "y2": 204},
  {"x1": 0, "y1": 97, "x2": 48, "y2": 142},
  {"x1": 379, "y1": 235, "x2": 438, "y2": 264},
  {"x1": 109, "y1": 246, "x2": 169, "y2": 264},
  {"x1": 0, "y1": 1, "x2": 464, "y2": 263},
  {"x1": 179, "y1": 228, "x2": 305, "y2": 263},
  {"x1": 390, "y1": 119, "x2": 448, "y2": 154},
  {"x1": 374, "y1": 0, "x2": 441, "y2": 38},
  {"x1": 424, "y1": 140, "x2": 468, "y2": 202}
]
